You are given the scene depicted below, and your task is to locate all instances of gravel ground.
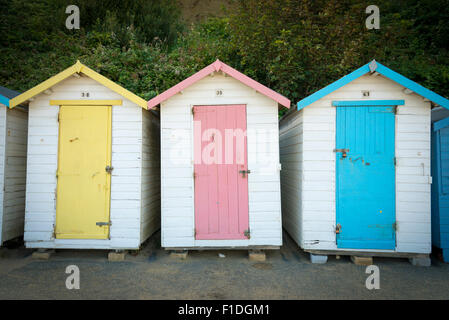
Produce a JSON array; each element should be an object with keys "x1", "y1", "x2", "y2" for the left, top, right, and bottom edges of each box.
[{"x1": 0, "y1": 232, "x2": 448, "y2": 300}]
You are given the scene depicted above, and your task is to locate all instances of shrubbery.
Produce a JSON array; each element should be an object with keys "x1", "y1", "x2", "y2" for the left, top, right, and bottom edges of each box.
[{"x1": 0, "y1": 0, "x2": 447, "y2": 114}]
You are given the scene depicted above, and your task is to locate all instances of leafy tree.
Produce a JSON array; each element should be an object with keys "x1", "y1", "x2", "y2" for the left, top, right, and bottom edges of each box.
[
  {"x1": 0, "y1": 0, "x2": 447, "y2": 114},
  {"x1": 227, "y1": 0, "x2": 449, "y2": 113}
]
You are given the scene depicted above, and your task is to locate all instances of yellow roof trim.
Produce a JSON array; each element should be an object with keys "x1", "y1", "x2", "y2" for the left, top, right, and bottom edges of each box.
[{"x1": 9, "y1": 61, "x2": 147, "y2": 109}]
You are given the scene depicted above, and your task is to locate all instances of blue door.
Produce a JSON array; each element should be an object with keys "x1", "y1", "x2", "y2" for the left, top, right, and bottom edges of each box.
[{"x1": 336, "y1": 106, "x2": 396, "y2": 250}]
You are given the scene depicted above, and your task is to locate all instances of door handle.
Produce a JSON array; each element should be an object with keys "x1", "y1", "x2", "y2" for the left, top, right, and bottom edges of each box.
[
  {"x1": 334, "y1": 148, "x2": 349, "y2": 158},
  {"x1": 105, "y1": 165, "x2": 114, "y2": 174},
  {"x1": 239, "y1": 170, "x2": 251, "y2": 178}
]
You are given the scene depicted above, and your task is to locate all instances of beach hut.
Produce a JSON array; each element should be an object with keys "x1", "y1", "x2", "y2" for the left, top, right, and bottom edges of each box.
[
  {"x1": 148, "y1": 60, "x2": 290, "y2": 254},
  {"x1": 0, "y1": 87, "x2": 28, "y2": 246},
  {"x1": 279, "y1": 60, "x2": 449, "y2": 265},
  {"x1": 9, "y1": 61, "x2": 160, "y2": 251},
  {"x1": 432, "y1": 116, "x2": 449, "y2": 262}
]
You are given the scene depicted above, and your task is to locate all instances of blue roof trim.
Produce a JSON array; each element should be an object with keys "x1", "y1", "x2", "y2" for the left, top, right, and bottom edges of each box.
[
  {"x1": 0, "y1": 94, "x2": 9, "y2": 107},
  {"x1": 433, "y1": 117, "x2": 449, "y2": 132},
  {"x1": 375, "y1": 62, "x2": 449, "y2": 110},
  {"x1": 332, "y1": 100, "x2": 405, "y2": 106},
  {"x1": 297, "y1": 63, "x2": 371, "y2": 110},
  {"x1": 297, "y1": 60, "x2": 449, "y2": 111},
  {"x1": 0, "y1": 86, "x2": 20, "y2": 99}
]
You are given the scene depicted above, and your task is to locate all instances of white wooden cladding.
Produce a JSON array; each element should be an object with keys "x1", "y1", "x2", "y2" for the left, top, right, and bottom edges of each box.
[
  {"x1": 160, "y1": 73, "x2": 283, "y2": 248},
  {"x1": 24, "y1": 76, "x2": 160, "y2": 249},
  {"x1": 280, "y1": 74, "x2": 431, "y2": 254},
  {"x1": 0, "y1": 105, "x2": 28, "y2": 245}
]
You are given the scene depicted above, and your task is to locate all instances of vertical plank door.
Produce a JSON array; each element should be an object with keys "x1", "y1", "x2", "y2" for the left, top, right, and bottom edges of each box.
[
  {"x1": 193, "y1": 105, "x2": 249, "y2": 240},
  {"x1": 55, "y1": 105, "x2": 112, "y2": 239},
  {"x1": 336, "y1": 106, "x2": 396, "y2": 249}
]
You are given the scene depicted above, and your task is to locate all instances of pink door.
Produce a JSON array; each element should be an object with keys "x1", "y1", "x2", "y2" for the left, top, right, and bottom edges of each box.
[{"x1": 193, "y1": 105, "x2": 249, "y2": 240}]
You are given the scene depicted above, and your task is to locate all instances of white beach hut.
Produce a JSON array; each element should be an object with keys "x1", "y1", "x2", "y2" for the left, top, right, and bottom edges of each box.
[
  {"x1": 279, "y1": 60, "x2": 449, "y2": 265},
  {"x1": 9, "y1": 61, "x2": 160, "y2": 251},
  {"x1": 0, "y1": 87, "x2": 28, "y2": 246},
  {"x1": 147, "y1": 60, "x2": 290, "y2": 253}
]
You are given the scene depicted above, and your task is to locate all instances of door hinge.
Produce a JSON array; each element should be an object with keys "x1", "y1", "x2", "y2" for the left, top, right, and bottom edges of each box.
[
  {"x1": 96, "y1": 222, "x2": 111, "y2": 227},
  {"x1": 392, "y1": 222, "x2": 397, "y2": 231},
  {"x1": 193, "y1": 172, "x2": 196, "y2": 179},
  {"x1": 244, "y1": 229, "x2": 250, "y2": 239},
  {"x1": 194, "y1": 228, "x2": 197, "y2": 237},
  {"x1": 191, "y1": 107, "x2": 195, "y2": 116},
  {"x1": 335, "y1": 223, "x2": 342, "y2": 234},
  {"x1": 57, "y1": 112, "x2": 60, "y2": 122}
]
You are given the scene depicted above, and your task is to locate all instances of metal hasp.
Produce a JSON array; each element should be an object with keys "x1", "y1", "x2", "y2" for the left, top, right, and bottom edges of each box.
[
  {"x1": 239, "y1": 169, "x2": 251, "y2": 178},
  {"x1": 96, "y1": 222, "x2": 111, "y2": 227},
  {"x1": 335, "y1": 224, "x2": 342, "y2": 234},
  {"x1": 244, "y1": 229, "x2": 251, "y2": 239},
  {"x1": 105, "y1": 165, "x2": 114, "y2": 173},
  {"x1": 334, "y1": 148, "x2": 349, "y2": 158}
]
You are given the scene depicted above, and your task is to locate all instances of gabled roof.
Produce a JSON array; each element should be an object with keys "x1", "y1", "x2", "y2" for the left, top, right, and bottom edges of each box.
[
  {"x1": 9, "y1": 61, "x2": 147, "y2": 109},
  {"x1": 0, "y1": 86, "x2": 20, "y2": 107},
  {"x1": 297, "y1": 60, "x2": 449, "y2": 111},
  {"x1": 147, "y1": 59, "x2": 290, "y2": 109}
]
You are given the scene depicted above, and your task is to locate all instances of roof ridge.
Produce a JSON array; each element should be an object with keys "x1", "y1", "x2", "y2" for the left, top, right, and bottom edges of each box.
[
  {"x1": 147, "y1": 59, "x2": 290, "y2": 109},
  {"x1": 297, "y1": 60, "x2": 449, "y2": 111}
]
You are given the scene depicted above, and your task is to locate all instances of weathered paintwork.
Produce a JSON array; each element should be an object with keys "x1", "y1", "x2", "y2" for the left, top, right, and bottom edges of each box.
[
  {"x1": 336, "y1": 105, "x2": 396, "y2": 250},
  {"x1": 55, "y1": 105, "x2": 112, "y2": 239},
  {"x1": 193, "y1": 104, "x2": 249, "y2": 240},
  {"x1": 432, "y1": 117, "x2": 449, "y2": 262}
]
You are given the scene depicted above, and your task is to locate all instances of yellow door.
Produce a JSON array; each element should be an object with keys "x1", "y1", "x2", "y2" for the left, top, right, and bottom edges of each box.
[{"x1": 55, "y1": 105, "x2": 112, "y2": 239}]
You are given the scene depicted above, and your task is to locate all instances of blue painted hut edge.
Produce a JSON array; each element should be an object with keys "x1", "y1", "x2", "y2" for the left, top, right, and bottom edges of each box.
[
  {"x1": 0, "y1": 94, "x2": 9, "y2": 107},
  {"x1": 432, "y1": 116, "x2": 449, "y2": 262},
  {"x1": 297, "y1": 60, "x2": 449, "y2": 111},
  {"x1": 0, "y1": 86, "x2": 21, "y2": 107},
  {"x1": 434, "y1": 117, "x2": 449, "y2": 132},
  {"x1": 332, "y1": 100, "x2": 404, "y2": 107}
]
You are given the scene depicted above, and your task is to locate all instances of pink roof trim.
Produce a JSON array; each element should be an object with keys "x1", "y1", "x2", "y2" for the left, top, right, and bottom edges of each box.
[{"x1": 147, "y1": 60, "x2": 290, "y2": 109}]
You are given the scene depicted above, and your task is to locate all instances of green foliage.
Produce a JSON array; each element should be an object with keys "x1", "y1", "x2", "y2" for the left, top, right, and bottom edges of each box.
[
  {"x1": 78, "y1": 0, "x2": 184, "y2": 47},
  {"x1": 0, "y1": 0, "x2": 186, "y2": 93},
  {"x1": 227, "y1": 0, "x2": 449, "y2": 112},
  {"x1": 0, "y1": 0, "x2": 447, "y2": 115},
  {"x1": 0, "y1": 0, "x2": 183, "y2": 48}
]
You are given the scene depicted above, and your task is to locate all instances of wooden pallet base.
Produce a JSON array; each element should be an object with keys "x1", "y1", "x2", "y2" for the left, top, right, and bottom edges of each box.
[
  {"x1": 248, "y1": 250, "x2": 266, "y2": 262},
  {"x1": 306, "y1": 249, "x2": 429, "y2": 259},
  {"x1": 165, "y1": 246, "x2": 279, "y2": 251}
]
